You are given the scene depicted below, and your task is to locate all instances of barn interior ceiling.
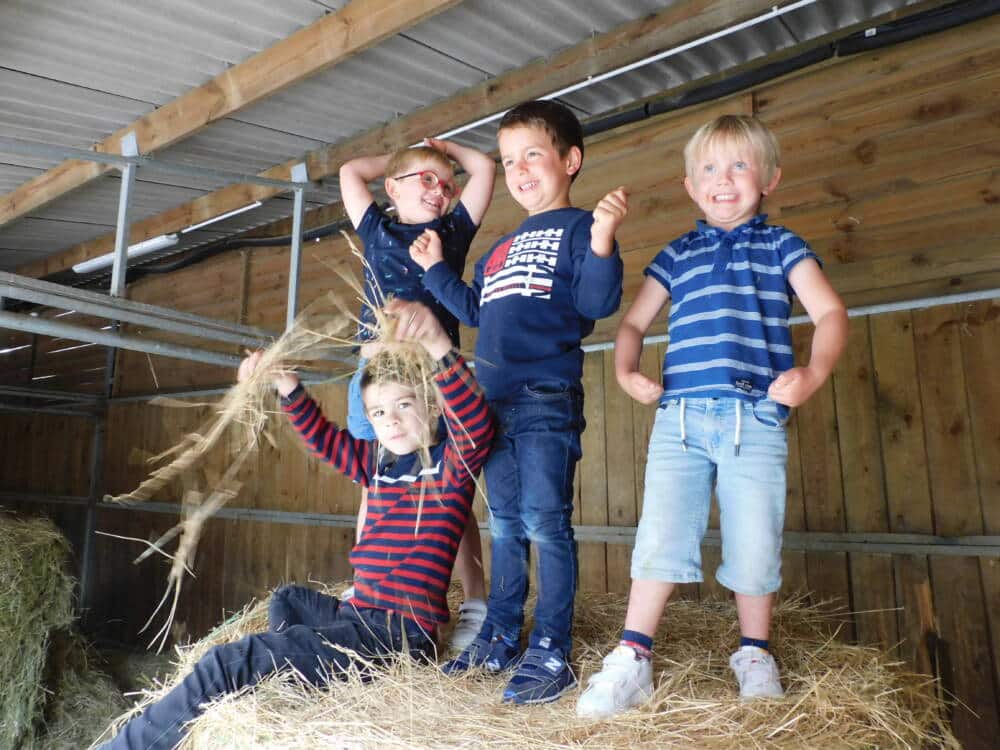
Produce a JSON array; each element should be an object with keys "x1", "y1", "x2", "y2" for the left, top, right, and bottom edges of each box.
[{"x1": 3, "y1": 0, "x2": 984, "y2": 279}]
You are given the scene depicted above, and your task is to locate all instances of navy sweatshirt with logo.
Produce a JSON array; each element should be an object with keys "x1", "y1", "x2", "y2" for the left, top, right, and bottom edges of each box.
[{"x1": 421, "y1": 207, "x2": 623, "y2": 399}]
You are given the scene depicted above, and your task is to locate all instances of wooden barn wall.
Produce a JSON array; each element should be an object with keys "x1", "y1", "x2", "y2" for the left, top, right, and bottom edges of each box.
[
  {"x1": 0, "y1": 14, "x2": 997, "y2": 748},
  {"x1": 0, "y1": 412, "x2": 93, "y2": 576}
]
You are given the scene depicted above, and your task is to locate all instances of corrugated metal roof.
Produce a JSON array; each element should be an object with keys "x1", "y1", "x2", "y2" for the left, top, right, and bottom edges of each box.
[{"x1": 0, "y1": 0, "x2": 937, "y2": 275}]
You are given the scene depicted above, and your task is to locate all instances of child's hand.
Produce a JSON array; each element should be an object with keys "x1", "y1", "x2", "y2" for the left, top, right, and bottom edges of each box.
[
  {"x1": 423, "y1": 137, "x2": 450, "y2": 155},
  {"x1": 238, "y1": 350, "x2": 299, "y2": 397},
  {"x1": 385, "y1": 299, "x2": 451, "y2": 360},
  {"x1": 768, "y1": 366, "x2": 821, "y2": 408},
  {"x1": 410, "y1": 229, "x2": 444, "y2": 271},
  {"x1": 358, "y1": 341, "x2": 383, "y2": 359},
  {"x1": 618, "y1": 371, "x2": 664, "y2": 405},
  {"x1": 591, "y1": 186, "x2": 628, "y2": 257}
]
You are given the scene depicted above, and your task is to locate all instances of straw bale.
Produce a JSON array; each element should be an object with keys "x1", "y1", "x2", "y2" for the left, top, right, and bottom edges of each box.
[
  {"x1": 108, "y1": 588, "x2": 958, "y2": 749},
  {"x1": 0, "y1": 514, "x2": 76, "y2": 748}
]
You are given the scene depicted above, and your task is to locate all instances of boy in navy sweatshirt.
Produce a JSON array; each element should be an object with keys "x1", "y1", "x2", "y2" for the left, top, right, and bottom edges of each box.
[
  {"x1": 410, "y1": 99, "x2": 628, "y2": 704},
  {"x1": 101, "y1": 300, "x2": 495, "y2": 750}
]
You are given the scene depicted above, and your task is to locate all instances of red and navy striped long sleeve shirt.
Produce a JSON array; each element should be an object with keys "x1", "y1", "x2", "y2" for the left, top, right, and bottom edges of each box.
[{"x1": 281, "y1": 352, "x2": 494, "y2": 631}]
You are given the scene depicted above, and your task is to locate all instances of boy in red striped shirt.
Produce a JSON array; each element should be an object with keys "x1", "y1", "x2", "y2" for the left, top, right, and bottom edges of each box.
[{"x1": 101, "y1": 300, "x2": 494, "y2": 750}]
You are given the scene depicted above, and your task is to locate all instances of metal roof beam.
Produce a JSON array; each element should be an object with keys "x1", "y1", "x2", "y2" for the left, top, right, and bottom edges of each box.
[
  {"x1": 0, "y1": 271, "x2": 277, "y2": 349},
  {"x1": 0, "y1": 308, "x2": 243, "y2": 368}
]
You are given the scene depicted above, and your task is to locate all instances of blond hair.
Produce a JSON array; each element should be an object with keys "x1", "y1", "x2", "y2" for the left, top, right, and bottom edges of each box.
[
  {"x1": 683, "y1": 115, "x2": 780, "y2": 184},
  {"x1": 385, "y1": 146, "x2": 454, "y2": 180}
]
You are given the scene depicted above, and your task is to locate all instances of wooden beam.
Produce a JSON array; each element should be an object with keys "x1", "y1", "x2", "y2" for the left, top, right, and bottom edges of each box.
[{"x1": 0, "y1": 0, "x2": 462, "y2": 229}]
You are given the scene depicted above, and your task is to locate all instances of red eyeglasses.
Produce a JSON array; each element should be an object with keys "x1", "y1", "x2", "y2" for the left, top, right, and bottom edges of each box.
[{"x1": 391, "y1": 170, "x2": 458, "y2": 198}]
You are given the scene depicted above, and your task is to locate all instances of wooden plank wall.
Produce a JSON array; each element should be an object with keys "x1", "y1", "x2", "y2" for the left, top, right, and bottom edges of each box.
[
  {"x1": 0, "y1": 312, "x2": 107, "y2": 393},
  {"x1": 0, "y1": 412, "x2": 93, "y2": 575},
  {"x1": 0, "y1": 14, "x2": 998, "y2": 748}
]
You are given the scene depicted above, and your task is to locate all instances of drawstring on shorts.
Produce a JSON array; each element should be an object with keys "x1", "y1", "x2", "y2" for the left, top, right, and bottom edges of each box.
[
  {"x1": 679, "y1": 398, "x2": 687, "y2": 452},
  {"x1": 676, "y1": 397, "x2": 744, "y2": 456},
  {"x1": 734, "y1": 405, "x2": 742, "y2": 457}
]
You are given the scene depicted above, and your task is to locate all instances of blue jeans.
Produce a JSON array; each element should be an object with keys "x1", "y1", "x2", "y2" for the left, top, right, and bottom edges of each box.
[
  {"x1": 632, "y1": 397, "x2": 788, "y2": 596},
  {"x1": 102, "y1": 586, "x2": 433, "y2": 750},
  {"x1": 482, "y1": 383, "x2": 583, "y2": 655}
]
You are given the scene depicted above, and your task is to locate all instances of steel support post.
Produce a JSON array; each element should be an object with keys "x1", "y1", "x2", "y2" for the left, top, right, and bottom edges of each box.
[
  {"x1": 78, "y1": 392, "x2": 107, "y2": 620},
  {"x1": 109, "y1": 132, "x2": 139, "y2": 299},
  {"x1": 83, "y1": 131, "x2": 138, "y2": 618},
  {"x1": 285, "y1": 162, "x2": 309, "y2": 332}
]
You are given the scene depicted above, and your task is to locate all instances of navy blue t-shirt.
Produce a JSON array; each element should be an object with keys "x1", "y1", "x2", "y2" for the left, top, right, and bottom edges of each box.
[
  {"x1": 422, "y1": 207, "x2": 623, "y2": 399},
  {"x1": 356, "y1": 201, "x2": 478, "y2": 346}
]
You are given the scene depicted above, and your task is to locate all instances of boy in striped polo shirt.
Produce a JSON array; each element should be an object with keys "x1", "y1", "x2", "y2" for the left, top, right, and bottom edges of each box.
[
  {"x1": 102, "y1": 300, "x2": 494, "y2": 750},
  {"x1": 577, "y1": 114, "x2": 848, "y2": 719}
]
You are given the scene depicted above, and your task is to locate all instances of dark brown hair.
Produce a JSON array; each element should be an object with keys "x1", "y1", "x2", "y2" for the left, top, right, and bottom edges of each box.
[{"x1": 498, "y1": 100, "x2": 584, "y2": 179}]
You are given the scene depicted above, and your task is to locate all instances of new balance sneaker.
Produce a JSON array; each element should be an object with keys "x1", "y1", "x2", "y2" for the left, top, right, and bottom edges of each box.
[
  {"x1": 448, "y1": 599, "x2": 488, "y2": 654},
  {"x1": 502, "y1": 640, "x2": 577, "y2": 705},
  {"x1": 729, "y1": 645, "x2": 784, "y2": 699},
  {"x1": 441, "y1": 631, "x2": 519, "y2": 675},
  {"x1": 576, "y1": 645, "x2": 654, "y2": 719}
]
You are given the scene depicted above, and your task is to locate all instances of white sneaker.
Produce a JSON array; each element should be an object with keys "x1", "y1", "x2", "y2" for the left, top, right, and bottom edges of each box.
[
  {"x1": 448, "y1": 598, "x2": 487, "y2": 653},
  {"x1": 729, "y1": 646, "x2": 784, "y2": 699},
  {"x1": 576, "y1": 645, "x2": 653, "y2": 719}
]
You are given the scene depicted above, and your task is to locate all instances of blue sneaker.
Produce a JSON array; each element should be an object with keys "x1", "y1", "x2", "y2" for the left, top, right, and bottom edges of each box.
[
  {"x1": 441, "y1": 632, "x2": 520, "y2": 675},
  {"x1": 502, "y1": 642, "x2": 577, "y2": 704}
]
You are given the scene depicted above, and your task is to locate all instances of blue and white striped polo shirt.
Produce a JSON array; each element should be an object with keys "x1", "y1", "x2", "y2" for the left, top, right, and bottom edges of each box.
[{"x1": 645, "y1": 214, "x2": 819, "y2": 404}]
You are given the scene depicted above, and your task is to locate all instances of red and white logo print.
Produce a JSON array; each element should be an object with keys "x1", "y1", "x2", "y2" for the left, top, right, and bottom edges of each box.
[{"x1": 480, "y1": 228, "x2": 562, "y2": 304}]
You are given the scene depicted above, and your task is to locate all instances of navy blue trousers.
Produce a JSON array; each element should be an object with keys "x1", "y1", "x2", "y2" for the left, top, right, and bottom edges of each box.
[
  {"x1": 482, "y1": 383, "x2": 583, "y2": 655},
  {"x1": 102, "y1": 585, "x2": 434, "y2": 750}
]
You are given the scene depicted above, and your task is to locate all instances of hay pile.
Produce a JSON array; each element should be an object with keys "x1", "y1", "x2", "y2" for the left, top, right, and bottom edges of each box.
[
  {"x1": 0, "y1": 514, "x2": 127, "y2": 749},
  {"x1": 105, "y1": 589, "x2": 958, "y2": 749},
  {"x1": 24, "y1": 636, "x2": 129, "y2": 750}
]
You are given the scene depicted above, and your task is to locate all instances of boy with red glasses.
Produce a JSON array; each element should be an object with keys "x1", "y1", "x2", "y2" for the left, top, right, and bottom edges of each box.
[{"x1": 338, "y1": 139, "x2": 496, "y2": 653}]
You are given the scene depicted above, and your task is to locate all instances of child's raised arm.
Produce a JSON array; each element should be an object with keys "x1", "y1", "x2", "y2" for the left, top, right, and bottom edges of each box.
[
  {"x1": 424, "y1": 138, "x2": 495, "y2": 225},
  {"x1": 614, "y1": 277, "x2": 669, "y2": 405},
  {"x1": 237, "y1": 350, "x2": 299, "y2": 397},
  {"x1": 339, "y1": 154, "x2": 392, "y2": 229},
  {"x1": 591, "y1": 186, "x2": 629, "y2": 258},
  {"x1": 768, "y1": 259, "x2": 848, "y2": 407},
  {"x1": 571, "y1": 187, "x2": 627, "y2": 321},
  {"x1": 411, "y1": 229, "x2": 483, "y2": 328}
]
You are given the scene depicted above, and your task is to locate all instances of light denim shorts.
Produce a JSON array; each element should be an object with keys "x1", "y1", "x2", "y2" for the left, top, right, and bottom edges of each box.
[{"x1": 631, "y1": 397, "x2": 788, "y2": 596}]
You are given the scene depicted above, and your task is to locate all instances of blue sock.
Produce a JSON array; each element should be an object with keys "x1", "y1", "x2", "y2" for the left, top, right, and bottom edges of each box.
[
  {"x1": 620, "y1": 629, "x2": 654, "y2": 659},
  {"x1": 740, "y1": 636, "x2": 769, "y2": 651}
]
